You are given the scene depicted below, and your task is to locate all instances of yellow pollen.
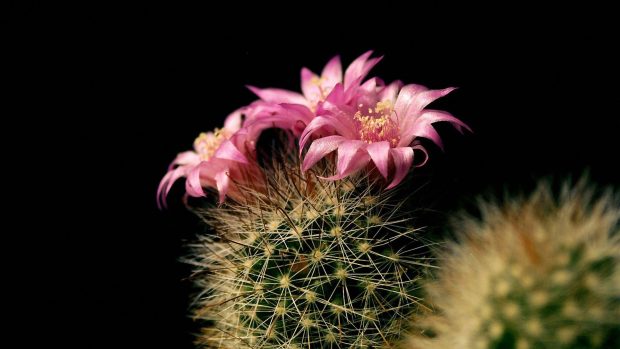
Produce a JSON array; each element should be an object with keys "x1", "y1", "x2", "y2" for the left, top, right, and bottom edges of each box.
[
  {"x1": 193, "y1": 128, "x2": 231, "y2": 161},
  {"x1": 353, "y1": 100, "x2": 399, "y2": 146},
  {"x1": 374, "y1": 100, "x2": 393, "y2": 113},
  {"x1": 311, "y1": 76, "x2": 324, "y2": 86}
]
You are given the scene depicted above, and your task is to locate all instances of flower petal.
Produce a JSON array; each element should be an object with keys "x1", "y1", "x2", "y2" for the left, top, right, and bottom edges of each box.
[
  {"x1": 397, "y1": 87, "x2": 456, "y2": 127},
  {"x1": 324, "y1": 83, "x2": 345, "y2": 106},
  {"x1": 185, "y1": 162, "x2": 207, "y2": 197},
  {"x1": 344, "y1": 51, "x2": 383, "y2": 90},
  {"x1": 214, "y1": 170, "x2": 230, "y2": 204},
  {"x1": 169, "y1": 151, "x2": 200, "y2": 169},
  {"x1": 399, "y1": 109, "x2": 471, "y2": 148},
  {"x1": 393, "y1": 84, "x2": 429, "y2": 121},
  {"x1": 366, "y1": 141, "x2": 390, "y2": 179},
  {"x1": 223, "y1": 109, "x2": 243, "y2": 132},
  {"x1": 279, "y1": 103, "x2": 314, "y2": 133},
  {"x1": 247, "y1": 85, "x2": 308, "y2": 106},
  {"x1": 378, "y1": 80, "x2": 404, "y2": 104},
  {"x1": 302, "y1": 135, "x2": 345, "y2": 171},
  {"x1": 360, "y1": 77, "x2": 378, "y2": 93},
  {"x1": 321, "y1": 55, "x2": 342, "y2": 84},
  {"x1": 412, "y1": 144, "x2": 429, "y2": 168},
  {"x1": 335, "y1": 140, "x2": 367, "y2": 176},
  {"x1": 299, "y1": 114, "x2": 356, "y2": 152},
  {"x1": 214, "y1": 139, "x2": 248, "y2": 163},
  {"x1": 387, "y1": 147, "x2": 414, "y2": 189},
  {"x1": 323, "y1": 144, "x2": 370, "y2": 181},
  {"x1": 157, "y1": 165, "x2": 188, "y2": 208},
  {"x1": 300, "y1": 68, "x2": 319, "y2": 101},
  {"x1": 243, "y1": 102, "x2": 314, "y2": 137}
]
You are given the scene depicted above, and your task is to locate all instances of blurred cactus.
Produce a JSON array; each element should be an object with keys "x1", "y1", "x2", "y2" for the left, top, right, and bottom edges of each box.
[
  {"x1": 404, "y1": 180, "x2": 620, "y2": 349},
  {"x1": 188, "y1": 159, "x2": 430, "y2": 348}
]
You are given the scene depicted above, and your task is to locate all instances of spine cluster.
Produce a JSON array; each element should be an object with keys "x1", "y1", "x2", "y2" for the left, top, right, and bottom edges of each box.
[{"x1": 188, "y1": 162, "x2": 429, "y2": 348}]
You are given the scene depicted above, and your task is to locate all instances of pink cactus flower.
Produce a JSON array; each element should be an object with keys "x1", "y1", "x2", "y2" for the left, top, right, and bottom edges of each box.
[
  {"x1": 300, "y1": 83, "x2": 470, "y2": 188},
  {"x1": 157, "y1": 110, "x2": 259, "y2": 206},
  {"x1": 245, "y1": 51, "x2": 383, "y2": 136}
]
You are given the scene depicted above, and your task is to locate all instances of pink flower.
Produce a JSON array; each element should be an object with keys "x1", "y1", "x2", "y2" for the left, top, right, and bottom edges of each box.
[
  {"x1": 300, "y1": 83, "x2": 470, "y2": 188},
  {"x1": 157, "y1": 110, "x2": 259, "y2": 207},
  {"x1": 245, "y1": 51, "x2": 383, "y2": 136}
]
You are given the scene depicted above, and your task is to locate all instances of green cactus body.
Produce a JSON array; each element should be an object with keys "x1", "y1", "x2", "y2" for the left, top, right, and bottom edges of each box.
[
  {"x1": 405, "y1": 181, "x2": 620, "y2": 349},
  {"x1": 190, "y1": 162, "x2": 427, "y2": 348}
]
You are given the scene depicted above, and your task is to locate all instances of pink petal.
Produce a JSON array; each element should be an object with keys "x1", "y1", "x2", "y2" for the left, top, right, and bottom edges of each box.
[
  {"x1": 300, "y1": 67, "x2": 319, "y2": 101},
  {"x1": 324, "y1": 83, "x2": 345, "y2": 106},
  {"x1": 157, "y1": 165, "x2": 189, "y2": 209},
  {"x1": 247, "y1": 85, "x2": 308, "y2": 106},
  {"x1": 405, "y1": 123, "x2": 444, "y2": 150},
  {"x1": 185, "y1": 162, "x2": 207, "y2": 197},
  {"x1": 301, "y1": 135, "x2": 345, "y2": 171},
  {"x1": 397, "y1": 87, "x2": 457, "y2": 127},
  {"x1": 323, "y1": 144, "x2": 370, "y2": 181},
  {"x1": 299, "y1": 114, "x2": 356, "y2": 152},
  {"x1": 412, "y1": 87, "x2": 457, "y2": 113},
  {"x1": 366, "y1": 141, "x2": 391, "y2": 179},
  {"x1": 243, "y1": 100, "x2": 281, "y2": 123},
  {"x1": 223, "y1": 109, "x2": 243, "y2": 132},
  {"x1": 170, "y1": 151, "x2": 200, "y2": 169},
  {"x1": 378, "y1": 80, "x2": 404, "y2": 104},
  {"x1": 360, "y1": 77, "x2": 378, "y2": 93},
  {"x1": 393, "y1": 84, "x2": 429, "y2": 122},
  {"x1": 214, "y1": 170, "x2": 230, "y2": 204},
  {"x1": 321, "y1": 55, "x2": 342, "y2": 84},
  {"x1": 399, "y1": 109, "x2": 471, "y2": 148},
  {"x1": 279, "y1": 103, "x2": 314, "y2": 125},
  {"x1": 344, "y1": 51, "x2": 383, "y2": 90},
  {"x1": 412, "y1": 144, "x2": 429, "y2": 168},
  {"x1": 214, "y1": 139, "x2": 248, "y2": 163},
  {"x1": 244, "y1": 103, "x2": 314, "y2": 137},
  {"x1": 387, "y1": 147, "x2": 414, "y2": 189},
  {"x1": 335, "y1": 140, "x2": 367, "y2": 176}
]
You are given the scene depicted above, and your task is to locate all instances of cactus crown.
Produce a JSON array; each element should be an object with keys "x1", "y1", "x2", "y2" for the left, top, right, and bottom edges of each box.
[
  {"x1": 187, "y1": 159, "x2": 430, "y2": 348},
  {"x1": 405, "y1": 180, "x2": 620, "y2": 349}
]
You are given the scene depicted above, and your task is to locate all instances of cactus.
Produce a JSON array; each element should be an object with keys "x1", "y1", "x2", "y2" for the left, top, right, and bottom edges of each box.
[
  {"x1": 404, "y1": 180, "x2": 620, "y2": 349},
  {"x1": 187, "y1": 159, "x2": 430, "y2": 348}
]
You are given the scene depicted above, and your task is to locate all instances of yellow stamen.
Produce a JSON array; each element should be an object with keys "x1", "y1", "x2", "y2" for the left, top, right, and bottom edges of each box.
[{"x1": 193, "y1": 127, "x2": 232, "y2": 161}]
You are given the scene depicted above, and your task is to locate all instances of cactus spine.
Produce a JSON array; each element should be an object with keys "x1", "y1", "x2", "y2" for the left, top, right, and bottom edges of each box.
[
  {"x1": 404, "y1": 181, "x2": 620, "y2": 349},
  {"x1": 188, "y1": 160, "x2": 429, "y2": 348}
]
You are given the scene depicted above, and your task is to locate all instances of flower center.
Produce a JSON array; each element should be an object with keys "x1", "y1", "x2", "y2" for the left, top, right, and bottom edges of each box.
[
  {"x1": 354, "y1": 100, "x2": 400, "y2": 146},
  {"x1": 193, "y1": 128, "x2": 232, "y2": 161}
]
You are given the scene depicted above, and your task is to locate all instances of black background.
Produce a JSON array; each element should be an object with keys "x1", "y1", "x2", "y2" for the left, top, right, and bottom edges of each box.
[{"x1": 13, "y1": 4, "x2": 618, "y2": 348}]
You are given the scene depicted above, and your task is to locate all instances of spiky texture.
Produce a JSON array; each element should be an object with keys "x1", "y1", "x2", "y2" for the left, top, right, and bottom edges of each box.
[
  {"x1": 187, "y1": 159, "x2": 430, "y2": 348},
  {"x1": 404, "y1": 180, "x2": 620, "y2": 349}
]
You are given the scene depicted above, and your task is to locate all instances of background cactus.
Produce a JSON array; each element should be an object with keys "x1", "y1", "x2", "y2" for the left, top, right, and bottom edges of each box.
[
  {"x1": 185, "y1": 158, "x2": 431, "y2": 348},
  {"x1": 404, "y1": 180, "x2": 620, "y2": 349}
]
